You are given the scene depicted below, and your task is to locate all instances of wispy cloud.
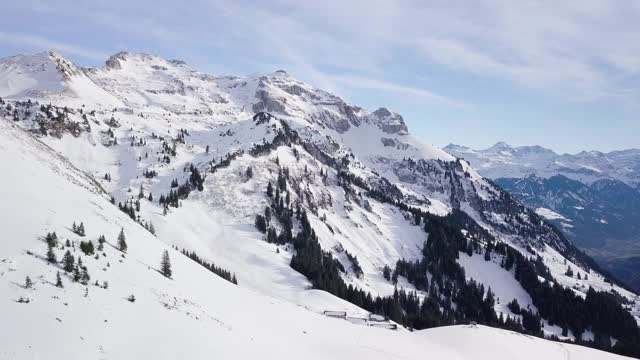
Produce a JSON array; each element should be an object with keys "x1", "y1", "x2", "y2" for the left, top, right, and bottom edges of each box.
[
  {"x1": 330, "y1": 74, "x2": 466, "y2": 108},
  {"x1": 2, "y1": 0, "x2": 640, "y2": 104},
  {"x1": 0, "y1": 31, "x2": 108, "y2": 61}
]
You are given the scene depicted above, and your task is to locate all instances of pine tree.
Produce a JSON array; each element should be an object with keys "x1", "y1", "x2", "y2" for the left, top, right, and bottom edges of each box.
[
  {"x1": 45, "y1": 232, "x2": 58, "y2": 248},
  {"x1": 565, "y1": 265, "x2": 574, "y2": 277},
  {"x1": 266, "y1": 181, "x2": 273, "y2": 197},
  {"x1": 81, "y1": 266, "x2": 90, "y2": 285},
  {"x1": 383, "y1": 265, "x2": 391, "y2": 281},
  {"x1": 73, "y1": 264, "x2": 81, "y2": 282},
  {"x1": 117, "y1": 228, "x2": 127, "y2": 252},
  {"x1": 254, "y1": 214, "x2": 267, "y2": 233},
  {"x1": 62, "y1": 250, "x2": 75, "y2": 272},
  {"x1": 78, "y1": 222, "x2": 85, "y2": 236},
  {"x1": 80, "y1": 240, "x2": 94, "y2": 255},
  {"x1": 160, "y1": 250, "x2": 172, "y2": 278},
  {"x1": 55, "y1": 271, "x2": 63, "y2": 288},
  {"x1": 24, "y1": 276, "x2": 33, "y2": 289},
  {"x1": 138, "y1": 184, "x2": 144, "y2": 199},
  {"x1": 46, "y1": 244, "x2": 57, "y2": 263}
]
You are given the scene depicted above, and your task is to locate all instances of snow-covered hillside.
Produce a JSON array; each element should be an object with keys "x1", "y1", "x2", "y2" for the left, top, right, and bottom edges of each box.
[
  {"x1": 446, "y1": 143, "x2": 640, "y2": 292},
  {"x1": 1, "y1": 50, "x2": 639, "y2": 358},
  {"x1": 5, "y1": 117, "x2": 631, "y2": 359}
]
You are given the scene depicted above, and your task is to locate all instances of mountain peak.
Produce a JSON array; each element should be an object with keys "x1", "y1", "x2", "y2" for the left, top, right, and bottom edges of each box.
[
  {"x1": 369, "y1": 107, "x2": 408, "y2": 134},
  {"x1": 444, "y1": 143, "x2": 471, "y2": 152},
  {"x1": 273, "y1": 69, "x2": 289, "y2": 77},
  {"x1": 486, "y1": 141, "x2": 512, "y2": 152},
  {"x1": 104, "y1": 51, "x2": 188, "y2": 70}
]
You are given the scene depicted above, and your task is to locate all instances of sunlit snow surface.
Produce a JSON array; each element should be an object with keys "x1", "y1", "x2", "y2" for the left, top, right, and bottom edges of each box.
[{"x1": 0, "y1": 51, "x2": 637, "y2": 359}]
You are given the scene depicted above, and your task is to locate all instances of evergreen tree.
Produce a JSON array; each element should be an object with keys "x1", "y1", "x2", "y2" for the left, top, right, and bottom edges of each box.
[
  {"x1": 160, "y1": 250, "x2": 172, "y2": 278},
  {"x1": 117, "y1": 228, "x2": 127, "y2": 252},
  {"x1": 46, "y1": 244, "x2": 57, "y2": 263},
  {"x1": 73, "y1": 264, "x2": 81, "y2": 282},
  {"x1": 24, "y1": 276, "x2": 33, "y2": 289},
  {"x1": 254, "y1": 214, "x2": 267, "y2": 233},
  {"x1": 266, "y1": 181, "x2": 274, "y2": 197},
  {"x1": 565, "y1": 265, "x2": 574, "y2": 277},
  {"x1": 81, "y1": 266, "x2": 90, "y2": 284},
  {"x1": 80, "y1": 240, "x2": 94, "y2": 255},
  {"x1": 45, "y1": 232, "x2": 58, "y2": 248},
  {"x1": 55, "y1": 271, "x2": 63, "y2": 288},
  {"x1": 383, "y1": 265, "x2": 391, "y2": 281},
  {"x1": 62, "y1": 251, "x2": 75, "y2": 272}
]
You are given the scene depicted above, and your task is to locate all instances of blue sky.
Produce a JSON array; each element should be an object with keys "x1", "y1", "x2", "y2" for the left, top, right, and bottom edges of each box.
[{"x1": 1, "y1": 0, "x2": 638, "y2": 153}]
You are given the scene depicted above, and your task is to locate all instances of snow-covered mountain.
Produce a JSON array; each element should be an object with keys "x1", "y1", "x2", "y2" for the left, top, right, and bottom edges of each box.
[
  {"x1": 444, "y1": 142, "x2": 640, "y2": 189},
  {"x1": 445, "y1": 143, "x2": 640, "y2": 292},
  {"x1": 494, "y1": 175, "x2": 640, "y2": 291},
  {"x1": 1, "y1": 50, "x2": 639, "y2": 359}
]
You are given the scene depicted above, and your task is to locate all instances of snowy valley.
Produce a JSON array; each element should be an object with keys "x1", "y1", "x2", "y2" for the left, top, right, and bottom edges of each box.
[{"x1": 0, "y1": 50, "x2": 639, "y2": 359}]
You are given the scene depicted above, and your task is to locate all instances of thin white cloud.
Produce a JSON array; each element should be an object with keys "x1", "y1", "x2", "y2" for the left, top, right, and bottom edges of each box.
[
  {"x1": 330, "y1": 74, "x2": 465, "y2": 108},
  {"x1": 4, "y1": 0, "x2": 640, "y2": 103},
  {"x1": 0, "y1": 31, "x2": 108, "y2": 61}
]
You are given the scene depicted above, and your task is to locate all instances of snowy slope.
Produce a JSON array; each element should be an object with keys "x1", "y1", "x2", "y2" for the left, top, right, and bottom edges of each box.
[
  {"x1": 2, "y1": 118, "x2": 632, "y2": 359},
  {"x1": 446, "y1": 142, "x2": 640, "y2": 292},
  {"x1": 1, "y1": 50, "x2": 639, "y2": 357},
  {"x1": 0, "y1": 51, "x2": 122, "y2": 108}
]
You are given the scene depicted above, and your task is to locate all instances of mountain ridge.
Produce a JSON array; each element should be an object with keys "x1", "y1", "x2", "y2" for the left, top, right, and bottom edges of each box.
[
  {"x1": 1, "y1": 50, "x2": 640, "y2": 358},
  {"x1": 445, "y1": 142, "x2": 640, "y2": 188}
]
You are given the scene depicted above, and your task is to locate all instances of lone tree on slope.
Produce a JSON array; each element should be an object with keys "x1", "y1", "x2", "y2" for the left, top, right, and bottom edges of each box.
[
  {"x1": 24, "y1": 276, "x2": 33, "y2": 289},
  {"x1": 160, "y1": 250, "x2": 172, "y2": 278},
  {"x1": 55, "y1": 271, "x2": 63, "y2": 288},
  {"x1": 117, "y1": 228, "x2": 127, "y2": 252}
]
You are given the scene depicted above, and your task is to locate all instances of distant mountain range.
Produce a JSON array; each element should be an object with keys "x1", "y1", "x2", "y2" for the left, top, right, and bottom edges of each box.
[{"x1": 446, "y1": 142, "x2": 640, "y2": 291}]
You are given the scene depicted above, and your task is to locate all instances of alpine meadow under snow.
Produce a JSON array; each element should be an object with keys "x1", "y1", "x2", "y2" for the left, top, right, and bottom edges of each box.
[{"x1": 0, "y1": 50, "x2": 639, "y2": 359}]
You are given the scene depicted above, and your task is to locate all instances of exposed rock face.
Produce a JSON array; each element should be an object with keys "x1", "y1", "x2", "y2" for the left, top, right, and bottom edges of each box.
[
  {"x1": 369, "y1": 107, "x2": 409, "y2": 134},
  {"x1": 381, "y1": 137, "x2": 410, "y2": 150},
  {"x1": 252, "y1": 88, "x2": 288, "y2": 114},
  {"x1": 48, "y1": 50, "x2": 83, "y2": 80}
]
